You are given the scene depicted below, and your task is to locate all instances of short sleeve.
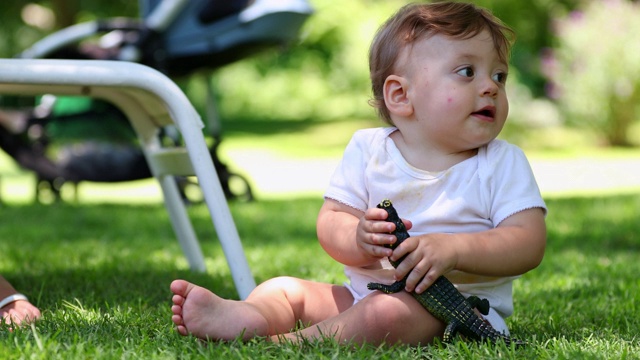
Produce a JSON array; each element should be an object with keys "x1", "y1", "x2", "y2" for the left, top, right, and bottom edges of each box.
[
  {"x1": 323, "y1": 129, "x2": 378, "y2": 211},
  {"x1": 479, "y1": 140, "x2": 547, "y2": 226}
]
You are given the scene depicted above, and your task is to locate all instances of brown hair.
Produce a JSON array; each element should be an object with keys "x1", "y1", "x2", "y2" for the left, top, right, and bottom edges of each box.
[{"x1": 369, "y1": 2, "x2": 515, "y2": 124}]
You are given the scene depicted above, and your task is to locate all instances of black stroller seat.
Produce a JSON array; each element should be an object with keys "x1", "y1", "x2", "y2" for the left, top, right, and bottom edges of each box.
[{"x1": 139, "y1": 0, "x2": 313, "y2": 76}]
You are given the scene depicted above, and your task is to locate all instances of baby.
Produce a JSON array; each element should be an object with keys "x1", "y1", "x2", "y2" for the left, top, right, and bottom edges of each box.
[{"x1": 170, "y1": 1, "x2": 546, "y2": 346}]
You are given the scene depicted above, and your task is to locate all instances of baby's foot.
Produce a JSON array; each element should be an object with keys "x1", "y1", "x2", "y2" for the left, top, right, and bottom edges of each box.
[{"x1": 170, "y1": 279, "x2": 268, "y2": 341}]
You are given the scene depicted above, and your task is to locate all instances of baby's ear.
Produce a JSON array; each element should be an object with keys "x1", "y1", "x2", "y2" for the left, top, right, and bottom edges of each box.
[{"x1": 383, "y1": 75, "x2": 413, "y2": 117}]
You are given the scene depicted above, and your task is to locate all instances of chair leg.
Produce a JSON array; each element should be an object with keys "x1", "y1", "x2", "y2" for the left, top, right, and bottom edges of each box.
[{"x1": 158, "y1": 174, "x2": 206, "y2": 272}]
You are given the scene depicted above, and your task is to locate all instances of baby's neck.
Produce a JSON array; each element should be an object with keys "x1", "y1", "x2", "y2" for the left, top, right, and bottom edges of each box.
[{"x1": 389, "y1": 129, "x2": 478, "y2": 172}]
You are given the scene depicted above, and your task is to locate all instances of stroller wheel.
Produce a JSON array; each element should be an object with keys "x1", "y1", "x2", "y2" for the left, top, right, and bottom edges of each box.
[
  {"x1": 225, "y1": 171, "x2": 254, "y2": 202},
  {"x1": 177, "y1": 172, "x2": 254, "y2": 205}
]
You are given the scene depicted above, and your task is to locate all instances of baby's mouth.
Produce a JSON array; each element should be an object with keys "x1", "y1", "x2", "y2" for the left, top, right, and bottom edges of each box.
[{"x1": 472, "y1": 106, "x2": 496, "y2": 120}]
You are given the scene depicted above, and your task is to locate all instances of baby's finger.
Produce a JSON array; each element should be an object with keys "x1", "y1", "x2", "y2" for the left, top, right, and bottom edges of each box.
[
  {"x1": 364, "y1": 207, "x2": 388, "y2": 221},
  {"x1": 358, "y1": 240, "x2": 392, "y2": 258},
  {"x1": 360, "y1": 229, "x2": 395, "y2": 246},
  {"x1": 392, "y1": 250, "x2": 417, "y2": 281},
  {"x1": 389, "y1": 236, "x2": 416, "y2": 263},
  {"x1": 361, "y1": 218, "x2": 395, "y2": 237},
  {"x1": 370, "y1": 244, "x2": 393, "y2": 258},
  {"x1": 402, "y1": 263, "x2": 430, "y2": 292},
  {"x1": 413, "y1": 267, "x2": 440, "y2": 294},
  {"x1": 402, "y1": 218, "x2": 413, "y2": 231},
  {"x1": 357, "y1": 231, "x2": 392, "y2": 256}
]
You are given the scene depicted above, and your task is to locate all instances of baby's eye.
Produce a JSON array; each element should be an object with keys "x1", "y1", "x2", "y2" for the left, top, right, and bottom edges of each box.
[
  {"x1": 456, "y1": 67, "x2": 474, "y2": 78},
  {"x1": 493, "y1": 72, "x2": 508, "y2": 84}
]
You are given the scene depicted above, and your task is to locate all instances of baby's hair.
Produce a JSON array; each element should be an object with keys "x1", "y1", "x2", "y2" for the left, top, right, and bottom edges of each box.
[{"x1": 369, "y1": 2, "x2": 515, "y2": 125}]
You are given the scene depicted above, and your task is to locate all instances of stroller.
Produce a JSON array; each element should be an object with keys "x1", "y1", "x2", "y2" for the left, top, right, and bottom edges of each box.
[{"x1": 0, "y1": 0, "x2": 313, "y2": 202}]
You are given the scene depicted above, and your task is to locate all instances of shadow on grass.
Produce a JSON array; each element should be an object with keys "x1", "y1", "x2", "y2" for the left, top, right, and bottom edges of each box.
[
  {"x1": 0, "y1": 198, "x2": 328, "y2": 309},
  {"x1": 8, "y1": 267, "x2": 230, "y2": 309}
]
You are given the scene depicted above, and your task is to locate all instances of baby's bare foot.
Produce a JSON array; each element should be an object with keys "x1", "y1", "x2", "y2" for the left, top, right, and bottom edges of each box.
[{"x1": 170, "y1": 279, "x2": 269, "y2": 341}]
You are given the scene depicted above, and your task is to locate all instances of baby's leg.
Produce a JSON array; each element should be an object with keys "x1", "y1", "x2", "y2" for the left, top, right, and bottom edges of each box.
[
  {"x1": 276, "y1": 290, "x2": 446, "y2": 345},
  {"x1": 170, "y1": 276, "x2": 353, "y2": 341}
]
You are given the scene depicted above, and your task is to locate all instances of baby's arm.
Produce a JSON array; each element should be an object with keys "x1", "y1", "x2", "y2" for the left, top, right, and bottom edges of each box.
[
  {"x1": 317, "y1": 198, "x2": 409, "y2": 267},
  {"x1": 392, "y1": 207, "x2": 546, "y2": 294}
]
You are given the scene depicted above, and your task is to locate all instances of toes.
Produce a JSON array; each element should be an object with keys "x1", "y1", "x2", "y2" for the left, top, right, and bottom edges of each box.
[
  {"x1": 172, "y1": 314, "x2": 184, "y2": 327},
  {"x1": 172, "y1": 294, "x2": 185, "y2": 306},
  {"x1": 170, "y1": 279, "x2": 190, "y2": 296},
  {"x1": 176, "y1": 325, "x2": 188, "y2": 336}
]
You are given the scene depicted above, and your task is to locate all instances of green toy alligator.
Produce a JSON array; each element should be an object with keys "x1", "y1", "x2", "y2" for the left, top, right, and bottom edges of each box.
[{"x1": 367, "y1": 199, "x2": 525, "y2": 346}]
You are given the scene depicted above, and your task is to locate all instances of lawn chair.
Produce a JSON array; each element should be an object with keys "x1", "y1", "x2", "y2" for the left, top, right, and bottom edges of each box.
[
  {"x1": 0, "y1": 59, "x2": 257, "y2": 299},
  {"x1": 2, "y1": 0, "x2": 313, "y2": 202}
]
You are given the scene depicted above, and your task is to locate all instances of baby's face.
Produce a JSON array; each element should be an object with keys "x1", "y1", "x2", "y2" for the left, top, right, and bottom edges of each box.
[{"x1": 396, "y1": 29, "x2": 509, "y2": 152}]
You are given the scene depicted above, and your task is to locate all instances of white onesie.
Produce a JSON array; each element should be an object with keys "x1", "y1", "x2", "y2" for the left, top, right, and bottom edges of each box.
[{"x1": 324, "y1": 127, "x2": 547, "y2": 333}]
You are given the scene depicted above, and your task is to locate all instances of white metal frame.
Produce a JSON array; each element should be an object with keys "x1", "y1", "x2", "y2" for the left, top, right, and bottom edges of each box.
[{"x1": 0, "y1": 59, "x2": 256, "y2": 299}]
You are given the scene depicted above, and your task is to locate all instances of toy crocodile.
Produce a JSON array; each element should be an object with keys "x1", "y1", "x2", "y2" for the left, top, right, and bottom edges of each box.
[{"x1": 367, "y1": 199, "x2": 525, "y2": 346}]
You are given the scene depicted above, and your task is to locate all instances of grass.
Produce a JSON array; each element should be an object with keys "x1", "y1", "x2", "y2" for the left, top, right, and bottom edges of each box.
[
  {"x1": 1, "y1": 191, "x2": 640, "y2": 358},
  {"x1": 1, "y1": 119, "x2": 640, "y2": 358}
]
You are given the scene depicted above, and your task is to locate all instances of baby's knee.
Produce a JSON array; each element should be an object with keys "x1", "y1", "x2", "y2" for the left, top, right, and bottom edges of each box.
[
  {"x1": 361, "y1": 293, "x2": 445, "y2": 344},
  {"x1": 363, "y1": 293, "x2": 415, "y2": 323},
  {"x1": 252, "y1": 276, "x2": 307, "y2": 297},
  {"x1": 365, "y1": 292, "x2": 441, "y2": 326}
]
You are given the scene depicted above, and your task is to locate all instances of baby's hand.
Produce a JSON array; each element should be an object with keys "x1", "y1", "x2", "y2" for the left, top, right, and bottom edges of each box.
[
  {"x1": 355, "y1": 207, "x2": 397, "y2": 259},
  {"x1": 1, "y1": 299, "x2": 41, "y2": 327},
  {"x1": 390, "y1": 233, "x2": 458, "y2": 294}
]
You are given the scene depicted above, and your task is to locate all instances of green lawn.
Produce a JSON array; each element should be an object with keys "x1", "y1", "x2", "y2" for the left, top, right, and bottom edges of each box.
[
  {"x1": 1, "y1": 123, "x2": 640, "y2": 358},
  {"x1": 1, "y1": 193, "x2": 639, "y2": 358}
]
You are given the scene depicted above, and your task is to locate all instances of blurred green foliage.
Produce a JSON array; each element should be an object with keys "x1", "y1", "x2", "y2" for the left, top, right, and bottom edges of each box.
[
  {"x1": 2, "y1": 1, "x2": 640, "y2": 148},
  {"x1": 0, "y1": 1, "x2": 138, "y2": 58},
  {"x1": 544, "y1": 0, "x2": 640, "y2": 146},
  {"x1": 207, "y1": 0, "x2": 409, "y2": 123},
  {"x1": 208, "y1": 0, "x2": 585, "y2": 123},
  {"x1": 473, "y1": 0, "x2": 584, "y2": 96}
]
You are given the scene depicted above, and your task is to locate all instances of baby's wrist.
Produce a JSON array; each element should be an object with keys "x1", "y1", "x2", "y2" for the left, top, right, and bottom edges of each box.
[{"x1": 0, "y1": 293, "x2": 29, "y2": 309}]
